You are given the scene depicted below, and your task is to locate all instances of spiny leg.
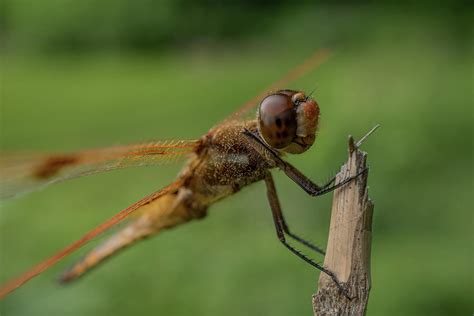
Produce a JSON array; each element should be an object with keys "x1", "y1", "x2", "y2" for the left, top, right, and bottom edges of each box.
[
  {"x1": 284, "y1": 225, "x2": 326, "y2": 255},
  {"x1": 282, "y1": 161, "x2": 367, "y2": 197},
  {"x1": 265, "y1": 172, "x2": 325, "y2": 255},
  {"x1": 264, "y1": 172, "x2": 351, "y2": 299},
  {"x1": 244, "y1": 129, "x2": 367, "y2": 197}
]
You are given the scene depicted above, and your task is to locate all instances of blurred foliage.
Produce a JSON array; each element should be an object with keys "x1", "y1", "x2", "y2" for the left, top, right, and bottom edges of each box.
[
  {"x1": 0, "y1": 2, "x2": 473, "y2": 316},
  {"x1": 1, "y1": 0, "x2": 469, "y2": 53},
  {"x1": 2, "y1": 0, "x2": 287, "y2": 52}
]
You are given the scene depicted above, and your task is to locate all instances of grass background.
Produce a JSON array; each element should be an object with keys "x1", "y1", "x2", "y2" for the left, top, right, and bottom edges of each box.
[{"x1": 1, "y1": 4, "x2": 473, "y2": 316}]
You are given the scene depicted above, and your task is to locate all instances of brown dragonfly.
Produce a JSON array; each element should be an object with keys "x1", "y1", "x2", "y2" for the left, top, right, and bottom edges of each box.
[{"x1": 0, "y1": 49, "x2": 364, "y2": 300}]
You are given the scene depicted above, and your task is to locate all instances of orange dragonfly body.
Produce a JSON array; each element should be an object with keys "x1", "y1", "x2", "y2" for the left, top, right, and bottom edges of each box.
[{"x1": 0, "y1": 49, "x2": 362, "y2": 300}]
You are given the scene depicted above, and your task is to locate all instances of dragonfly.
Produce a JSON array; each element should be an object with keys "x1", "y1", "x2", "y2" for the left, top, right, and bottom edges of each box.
[{"x1": 0, "y1": 49, "x2": 365, "y2": 300}]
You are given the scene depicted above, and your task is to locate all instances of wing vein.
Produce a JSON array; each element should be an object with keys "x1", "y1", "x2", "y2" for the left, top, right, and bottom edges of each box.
[{"x1": 0, "y1": 180, "x2": 182, "y2": 299}]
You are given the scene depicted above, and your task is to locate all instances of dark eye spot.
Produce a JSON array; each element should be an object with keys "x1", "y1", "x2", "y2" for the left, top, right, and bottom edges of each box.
[
  {"x1": 276, "y1": 118, "x2": 282, "y2": 128},
  {"x1": 258, "y1": 93, "x2": 297, "y2": 149}
]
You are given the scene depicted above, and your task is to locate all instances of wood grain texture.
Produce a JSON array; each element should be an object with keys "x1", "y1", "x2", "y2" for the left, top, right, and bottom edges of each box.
[{"x1": 313, "y1": 136, "x2": 374, "y2": 316}]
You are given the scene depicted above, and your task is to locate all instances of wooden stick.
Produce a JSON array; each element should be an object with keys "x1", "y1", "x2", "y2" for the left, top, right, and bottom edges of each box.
[{"x1": 312, "y1": 136, "x2": 374, "y2": 316}]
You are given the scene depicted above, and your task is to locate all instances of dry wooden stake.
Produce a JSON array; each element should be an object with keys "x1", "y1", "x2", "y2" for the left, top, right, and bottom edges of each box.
[{"x1": 313, "y1": 131, "x2": 376, "y2": 316}]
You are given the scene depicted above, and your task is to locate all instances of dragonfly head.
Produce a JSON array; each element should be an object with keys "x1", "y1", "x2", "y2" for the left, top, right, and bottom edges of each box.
[{"x1": 257, "y1": 89, "x2": 320, "y2": 154}]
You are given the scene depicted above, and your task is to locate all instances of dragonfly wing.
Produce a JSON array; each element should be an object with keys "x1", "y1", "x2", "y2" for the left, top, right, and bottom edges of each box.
[
  {"x1": 0, "y1": 180, "x2": 183, "y2": 299},
  {"x1": 217, "y1": 49, "x2": 331, "y2": 125},
  {"x1": 0, "y1": 139, "x2": 199, "y2": 200}
]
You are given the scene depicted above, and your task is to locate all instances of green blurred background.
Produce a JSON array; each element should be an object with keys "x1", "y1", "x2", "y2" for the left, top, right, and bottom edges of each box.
[{"x1": 0, "y1": 1, "x2": 472, "y2": 315}]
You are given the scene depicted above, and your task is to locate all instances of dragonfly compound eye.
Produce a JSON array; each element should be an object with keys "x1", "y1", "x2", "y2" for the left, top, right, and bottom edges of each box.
[{"x1": 258, "y1": 93, "x2": 297, "y2": 149}]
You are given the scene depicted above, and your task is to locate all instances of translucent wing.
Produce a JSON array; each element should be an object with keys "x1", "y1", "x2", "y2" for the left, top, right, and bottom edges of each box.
[
  {"x1": 218, "y1": 48, "x2": 331, "y2": 125},
  {"x1": 0, "y1": 139, "x2": 199, "y2": 199},
  {"x1": 0, "y1": 180, "x2": 182, "y2": 299}
]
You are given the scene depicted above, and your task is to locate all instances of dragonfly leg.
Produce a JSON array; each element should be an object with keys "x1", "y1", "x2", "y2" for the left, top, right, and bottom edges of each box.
[
  {"x1": 264, "y1": 172, "x2": 325, "y2": 255},
  {"x1": 281, "y1": 162, "x2": 367, "y2": 197},
  {"x1": 243, "y1": 129, "x2": 367, "y2": 197},
  {"x1": 264, "y1": 172, "x2": 351, "y2": 300}
]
